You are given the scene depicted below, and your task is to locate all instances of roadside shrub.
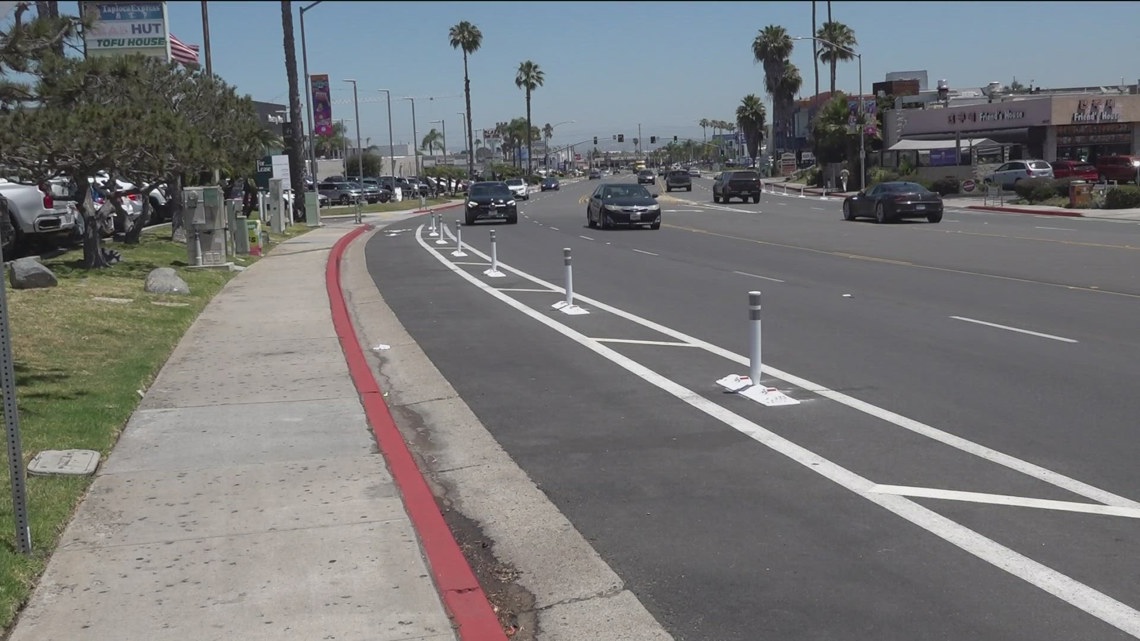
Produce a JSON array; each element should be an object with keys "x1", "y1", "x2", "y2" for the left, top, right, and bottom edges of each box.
[
  {"x1": 1050, "y1": 176, "x2": 1085, "y2": 197},
  {"x1": 869, "y1": 168, "x2": 902, "y2": 184},
  {"x1": 1013, "y1": 179, "x2": 1058, "y2": 204},
  {"x1": 930, "y1": 176, "x2": 961, "y2": 196},
  {"x1": 1104, "y1": 186, "x2": 1140, "y2": 209}
]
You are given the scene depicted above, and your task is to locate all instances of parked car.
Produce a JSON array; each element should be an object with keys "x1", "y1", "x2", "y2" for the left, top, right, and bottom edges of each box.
[
  {"x1": 588, "y1": 169, "x2": 601, "y2": 180},
  {"x1": 540, "y1": 176, "x2": 560, "y2": 191},
  {"x1": 984, "y1": 160, "x2": 1053, "y2": 189},
  {"x1": 465, "y1": 181, "x2": 518, "y2": 225},
  {"x1": 318, "y1": 181, "x2": 363, "y2": 205},
  {"x1": 688, "y1": 167, "x2": 701, "y2": 177},
  {"x1": 842, "y1": 181, "x2": 943, "y2": 224},
  {"x1": 1050, "y1": 160, "x2": 1099, "y2": 181},
  {"x1": 0, "y1": 179, "x2": 80, "y2": 254},
  {"x1": 713, "y1": 170, "x2": 762, "y2": 203},
  {"x1": 665, "y1": 170, "x2": 692, "y2": 192},
  {"x1": 586, "y1": 183, "x2": 661, "y2": 230},
  {"x1": 504, "y1": 177, "x2": 530, "y2": 200},
  {"x1": 1093, "y1": 155, "x2": 1140, "y2": 183},
  {"x1": 637, "y1": 169, "x2": 656, "y2": 185},
  {"x1": 360, "y1": 178, "x2": 393, "y2": 203}
]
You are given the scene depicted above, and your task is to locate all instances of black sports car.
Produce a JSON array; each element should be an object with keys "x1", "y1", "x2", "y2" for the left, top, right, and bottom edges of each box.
[
  {"x1": 586, "y1": 183, "x2": 661, "y2": 230},
  {"x1": 541, "y1": 176, "x2": 560, "y2": 191},
  {"x1": 464, "y1": 181, "x2": 518, "y2": 225},
  {"x1": 842, "y1": 181, "x2": 943, "y2": 223}
]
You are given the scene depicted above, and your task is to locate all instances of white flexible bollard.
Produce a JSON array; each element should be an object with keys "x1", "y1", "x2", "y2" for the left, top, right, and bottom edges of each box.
[
  {"x1": 564, "y1": 247, "x2": 574, "y2": 308},
  {"x1": 451, "y1": 220, "x2": 467, "y2": 257},
  {"x1": 749, "y1": 290, "x2": 762, "y2": 386},
  {"x1": 435, "y1": 213, "x2": 448, "y2": 245},
  {"x1": 428, "y1": 211, "x2": 439, "y2": 237},
  {"x1": 821, "y1": 186, "x2": 828, "y2": 200},
  {"x1": 799, "y1": 185, "x2": 806, "y2": 198}
]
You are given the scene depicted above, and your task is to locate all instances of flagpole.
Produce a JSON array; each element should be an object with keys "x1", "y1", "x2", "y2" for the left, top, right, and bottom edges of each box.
[{"x1": 200, "y1": 1, "x2": 212, "y2": 76}]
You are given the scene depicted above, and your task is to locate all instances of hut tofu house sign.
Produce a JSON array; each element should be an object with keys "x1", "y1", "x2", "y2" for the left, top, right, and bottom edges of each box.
[
  {"x1": 1072, "y1": 98, "x2": 1121, "y2": 123},
  {"x1": 948, "y1": 108, "x2": 1027, "y2": 125}
]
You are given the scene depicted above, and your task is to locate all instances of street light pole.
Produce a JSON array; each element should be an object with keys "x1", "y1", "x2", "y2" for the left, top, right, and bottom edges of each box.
[
  {"x1": 344, "y1": 80, "x2": 363, "y2": 223},
  {"x1": 378, "y1": 90, "x2": 395, "y2": 178},
  {"x1": 402, "y1": 97, "x2": 419, "y2": 176},
  {"x1": 794, "y1": 35, "x2": 865, "y2": 189},
  {"x1": 299, "y1": 1, "x2": 324, "y2": 187}
]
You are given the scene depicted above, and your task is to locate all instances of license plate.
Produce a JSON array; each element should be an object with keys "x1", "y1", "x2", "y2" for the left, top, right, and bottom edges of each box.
[
  {"x1": 916, "y1": 204, "x2": 926, "y2": 210},
  {"x1": 490, "y1": 204, "x2": 498, "y2": 210},
  {"x1": 630, "y1": 212, "x2": 640, "y2": 221}
]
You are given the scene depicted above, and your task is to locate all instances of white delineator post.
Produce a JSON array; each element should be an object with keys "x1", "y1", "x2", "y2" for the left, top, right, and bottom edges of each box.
[
  {"x1": 435, "y1": 213, "x2": 448, "y2": 245},
  {"x1": 564, "y1": 247, "x2": 574, "y2": 307},
  {"x1": 483, "y1": 229, "x2": 505, "y2": 277},
  {"x1": 749, "y1": 290, "x2": 762, "y2": 385},
  {"x1": 451, "y1": 220, "x2": 467, "y2": 257},
  {"x1": 428, "y1": 211, "x2": 439, "y2": 237}
]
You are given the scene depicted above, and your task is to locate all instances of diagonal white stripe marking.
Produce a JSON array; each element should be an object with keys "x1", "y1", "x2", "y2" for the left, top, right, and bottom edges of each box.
[
  {"x1": 951, "y1": 316, "x2": 1078, "y2": 343},
  {"x1": 870, "y1": 485, "x2": 1140, "y2": 519}
]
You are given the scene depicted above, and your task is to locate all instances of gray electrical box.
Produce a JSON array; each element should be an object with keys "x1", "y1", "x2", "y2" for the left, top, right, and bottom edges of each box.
[{"x1": 182, "y1": 186, "x2": 227, "y2": 266}]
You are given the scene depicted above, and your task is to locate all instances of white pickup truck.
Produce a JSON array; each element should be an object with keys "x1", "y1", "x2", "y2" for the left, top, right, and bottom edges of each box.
[{"x1": 0, "y1": 179, "x2": 79, "y2": 256}]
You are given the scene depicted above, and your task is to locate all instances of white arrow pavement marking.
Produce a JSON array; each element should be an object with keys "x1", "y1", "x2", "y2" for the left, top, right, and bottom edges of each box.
[
  {"x1": 417, "y1": 224, "x2": 1140, "y2": 637},
  {"x1": 870, "y1": 485, "x2": 1140, "y2": 519},
  {"x1": 950, "y1": 316, "x2": 1078, "y2": 343}
]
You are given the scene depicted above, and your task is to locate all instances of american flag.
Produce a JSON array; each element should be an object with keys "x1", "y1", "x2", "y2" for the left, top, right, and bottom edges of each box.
[{"x1": 169, "y1": 34, "x2": 200, "y2": 68}]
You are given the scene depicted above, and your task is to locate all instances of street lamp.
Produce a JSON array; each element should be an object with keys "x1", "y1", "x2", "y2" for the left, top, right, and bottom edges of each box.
[
  {"x1": 401, "y1": 97, "x2": 419, "y2": 176},
  {"x1": 343, "y1": 79, "x2": 363, "y2": 223},
  {"x1": 378, "y1": 90, "x2": 396, "y2": 179},
  {"x1": 547, "y1": 120, "x2": 576, "y2": 168},
  {"x1": 794, "y1": 35, "x2": 864, "y2": 189},
  {"x1": 299, "y1": 1, "x2": 324, "y2": 187},
  {"x1": 337, "y1": 118, "x2": 353, "y2": 170}
]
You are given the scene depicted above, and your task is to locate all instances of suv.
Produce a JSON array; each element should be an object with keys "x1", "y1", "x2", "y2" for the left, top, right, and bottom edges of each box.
[
  {"x1": 318, "y1": 181, "x2": 363, "y2": 205},
  {"x1": 713, "y1": 170, "x2": 762, "y2": 203},
  {"x1": 504, "y1": 177, "x2": 530, "y2": 200},
  {"x1": 665, "y1": 170, "x2": 692, "y2": 192},
  {"x1": 637, "y1": 169, "x2": 656, "y2": 185},
  {"x1": 984, "y1": 160, "x2": 1053, "y2": 189},
  {"x1": 1093, "y1": 155, "x2": 1140, "y2": 183}
]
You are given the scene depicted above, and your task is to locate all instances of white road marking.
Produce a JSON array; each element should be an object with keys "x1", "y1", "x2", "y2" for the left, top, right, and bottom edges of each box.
[
  {"x1": 496, "y1": 288, "x2": 558, "y2": 293},
  {"x1": 418, "y1": 225, "x2": 1140, "y2": 636},
  {"x1": 591, "y1": 338, "x2": 697, "y2": 347},
  {"x1": 549, "y1": 226, "x2": 560, "y2": 231},
  {"x1": 811, "y1": 207, "x2": 825, "y2": 211},
  {"x1": 451, "y1": 261, "x2": 489, "y2": 266},
  {"x1": 732, "y1": 270, "x2": 785, "y2": 283},
  {"x1": 632, "y1": 249, "x2": 658, "y2": 256},
  {"x1": 579, "y1": 235, "x2": 595, "y2": 241},
  {"x1": 1035, "y1": 226, "x2": 1076, "y2": 231},
  {"x1": 870, "y1": 485, "x2": 1140, "y2": 519},
  {"x1": 950, "y1": 316, "x2": 1078, "y2": 343},
  {"x1": 778, "y1": 202, "x2": 788, "y2": 206},
  {"x1": 440, "y1": 224, "x2": 1136, "y2": 508}
]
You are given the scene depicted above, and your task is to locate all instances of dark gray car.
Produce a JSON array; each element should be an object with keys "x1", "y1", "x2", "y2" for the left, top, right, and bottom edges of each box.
[
  {"x1": 665, "y1": 170, "x2": 692, "y2": 192},
  {"x1": 586, "y1": 183, "x2": 661, "y2": 230}
]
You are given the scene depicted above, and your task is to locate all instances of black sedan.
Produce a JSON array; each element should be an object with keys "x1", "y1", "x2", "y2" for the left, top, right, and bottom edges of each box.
[
  {"x1": 586, "y1": 183, "x2": 661, "y2": 230},
  {"x1": 842, "y1": 181, "x2": 943, "y2": 223},
  {"x1": 540, "y1": 176, "x2": 560, "y2": 191},
  {"x1": 464, "y1": 181, "x2": 518, "y2": 225}
]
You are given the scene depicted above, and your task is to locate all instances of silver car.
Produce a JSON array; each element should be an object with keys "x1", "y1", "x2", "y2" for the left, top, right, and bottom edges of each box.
[
  {"x1": 985, "y1": 160, "x2": 1053, "y2": 189},
  {"x1": 0, "y1": 179, "x2": 79, "y2": 254},
  {"x1": 318, "y1": 181, "x2": 363, "y2": 205}
]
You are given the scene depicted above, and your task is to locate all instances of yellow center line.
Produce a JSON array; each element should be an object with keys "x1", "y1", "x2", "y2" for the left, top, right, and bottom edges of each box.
[{"x1": 663, "y1": 223, "x2": 1140, "y2": 300}]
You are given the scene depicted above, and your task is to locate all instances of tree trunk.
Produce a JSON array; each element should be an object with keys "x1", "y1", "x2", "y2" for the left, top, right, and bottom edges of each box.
[
  {"x1": 525, "y1": 91, "x2": 532, "y2": 175},
  {"x1": 830, "y1": 60, "x2": 837, "y2": 95},
  {"x1": 80, "y1": 186, "x2": 111, "y2": 269},
  {"x1": 812, "y1": 2, "x2": 819, "y2": 99},
  {"x1": 464, "y1": 53, "x2": 475, "y2": 180},
  {"x1": 170, "y1": 174, "x2": 186, "y2": 244},
  {"x1": 281, "y1": 0, "x2": 306, "y2": 222},
  {"x1": 123, "y1": 187, "x2": 156, "y2": 245}
]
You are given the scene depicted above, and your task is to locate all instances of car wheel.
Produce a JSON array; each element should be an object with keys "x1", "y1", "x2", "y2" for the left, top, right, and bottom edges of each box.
[
  {"x1": 599, "y1": 212, "x2": 609, "y2": 230},
  {"x1": 339, "y1": 195, "x2": 350, "y2": 205},
  {"x1": 713, "y1": 193, "x2": 720, "y2": 203},
  {"x1": 687, "y1": 187, "x2": 692, "y2": 192},
  {"x1": 875, "y1": 202, "x2": 888, "y2": 224},
  {"x1": 843, "y1": 201, "x2": 854, "y2": 220},
  {"x1": 927, "y1": 212, "x2": 943, "y2": 223},
  {"x1": 508, "y1": 213, "x2": 518, "y2": 224},
  {"x1": 650, "y1": 221, "x2": 661, "y2": 230},
  {"x1": 465, "y1": 212, "x2": 475, "y2": 226},
  {"x1": 666, "y1": 187, "x2": 671, "y2": 192},
  {"x1": 587, "y1": 210, "x2": 596, "y2": 228}
]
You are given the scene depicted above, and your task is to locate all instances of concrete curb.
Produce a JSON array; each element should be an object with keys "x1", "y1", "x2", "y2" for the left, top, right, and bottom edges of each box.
[
  {"x1": 964, "y1": 205, "x2": 1083, "y2": 217},
  {"x1": 326, "y1": 226, "x2": 507, "y2": 641}
]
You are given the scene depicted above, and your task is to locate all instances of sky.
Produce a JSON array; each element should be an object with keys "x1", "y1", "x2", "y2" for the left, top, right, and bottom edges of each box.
[{"x1": 52, "y1": 1, "x2": 1140, "y2": 153}]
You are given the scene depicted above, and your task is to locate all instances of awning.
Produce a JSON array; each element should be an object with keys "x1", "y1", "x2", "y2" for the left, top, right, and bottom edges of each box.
[{"x1": 888, "y1": 137, "x2": 999, "y2": 152}]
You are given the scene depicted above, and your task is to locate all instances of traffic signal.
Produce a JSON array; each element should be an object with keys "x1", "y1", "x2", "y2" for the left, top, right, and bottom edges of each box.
[
  {"x1": 673, "y1": 135, "x2": 678, "y2": 142},
  {"x1": 650, "y1": 136, "x2": 656, "y2": 144},
  {"x1": 633, "y1": 138, "x2": 638, "y2": 145},
  {"x1": 613, "y1": 134, "x2": 617, "y2": 141},
  {"x1": 617, "y1": 134, "x2": 625, "y2": 143},
  {"x1": 593, "y1": 137, "x2": 598, "y2": 145}
]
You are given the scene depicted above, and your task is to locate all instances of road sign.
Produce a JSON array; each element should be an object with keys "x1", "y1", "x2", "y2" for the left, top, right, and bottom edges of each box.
[{"x1": 962, "y1": 179, "x2": 977, "y2": 193}]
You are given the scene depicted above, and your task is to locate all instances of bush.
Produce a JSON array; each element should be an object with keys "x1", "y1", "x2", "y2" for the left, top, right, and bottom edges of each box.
[
  {"x1": 1013, "y1": 179, "x2": 1059, "y2": 204},
  {"x1": 1050, "y1": 176, "x2": 1086, "y2": 198},
  {"x1": 1104, "y1": 186, "x2": 1140, "y2": 209},
  {"x1": 869, "y1": 168, "x2": 902, "y2": 184},
  {"x1": 930, "y1": 176, "x2": 961, "y2": 196}
]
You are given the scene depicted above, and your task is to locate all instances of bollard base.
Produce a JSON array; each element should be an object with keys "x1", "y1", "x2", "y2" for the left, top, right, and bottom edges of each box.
[
  {"x1": 483, "y1": 268, "x2": 506, "y2": 278},
  {"x1": 451, "y1": 249, "x2": 469, "y2": 257},
  {"x1": 435, "y1": 237, "x2": 448, "y2": 246},
  {"x1": 715, "y1": 375, "x2": 800, "y2": 406},
  {"x1": 552, "y1": 300, "x2": 590, "y2": 315}
]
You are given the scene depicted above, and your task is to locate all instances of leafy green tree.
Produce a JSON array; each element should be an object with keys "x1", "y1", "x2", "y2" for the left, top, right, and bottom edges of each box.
[
  {"x1": 420, "y1": 129, "x2": 443, "y2": 156},
  {"x1": 449, "y1": 21, "x2": 482, "y2": 178},
  {"x1": 515, "y1": 60, "x2": 544, "y2": 174},
  {"x1": 345, "y1": 152, "x2": 382, "y2": 177},
  {"x1": 736, "y1": 94, "x2": 767, "y2": 163},
  {"x1": 0, "y1": 1, "x2": 86, "y2": 106}
]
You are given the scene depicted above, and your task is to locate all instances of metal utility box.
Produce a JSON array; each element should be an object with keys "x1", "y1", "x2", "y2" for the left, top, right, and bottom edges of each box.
[
  {"x1": 1069, "y1": 181, "x2": 1092, "y2": 209},
  {"x1": 182, "y1": 186, "x2": 227, "y2": 266},
  {"x1": 268, "y1": 178, "x2": 285, "y2": 233}
]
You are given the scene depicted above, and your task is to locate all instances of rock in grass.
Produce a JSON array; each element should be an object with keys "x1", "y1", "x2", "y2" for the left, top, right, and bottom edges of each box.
[
  {"x1": 9, "y1": 257, "x2": 58, "y2": 290},
  {"x1": 144, "y1": 267, "x2": 190, "y2": 295}
]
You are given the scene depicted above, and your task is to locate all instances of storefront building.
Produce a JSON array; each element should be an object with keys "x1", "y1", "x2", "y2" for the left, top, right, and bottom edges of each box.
[{"x1": 883, "y1": 93, "x2": 1140, "y2": 164}]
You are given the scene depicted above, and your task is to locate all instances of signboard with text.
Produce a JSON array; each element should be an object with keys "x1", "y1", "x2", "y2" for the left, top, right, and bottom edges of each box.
[{"x1": 82, "y1": 1, "x2": 170, "y2": 60}]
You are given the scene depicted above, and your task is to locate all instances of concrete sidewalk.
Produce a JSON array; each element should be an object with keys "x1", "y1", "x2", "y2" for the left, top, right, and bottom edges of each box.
[{"x1": 8, "y1": 212, "x2": 466, "y2": 641}]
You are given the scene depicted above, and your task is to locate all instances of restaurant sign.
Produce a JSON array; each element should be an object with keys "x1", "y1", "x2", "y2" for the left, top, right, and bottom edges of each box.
[
  {"x1": 947, "y1": 108, "x2": 1026, "y2": 126},
  {"x1": 1072, "y1": 98, "x2": 1121, "y2": 123}
]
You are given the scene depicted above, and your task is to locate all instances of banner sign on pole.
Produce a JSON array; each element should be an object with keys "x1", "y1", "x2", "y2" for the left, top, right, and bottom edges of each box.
[{"x1": 311, "y1": 74, "x2": 333, "y2": 136}]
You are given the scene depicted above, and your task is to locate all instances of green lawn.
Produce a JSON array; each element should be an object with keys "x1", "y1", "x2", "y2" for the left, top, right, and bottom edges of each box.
[{"x1": 0, "y1": 223, "x2": 309, "y2": 630}]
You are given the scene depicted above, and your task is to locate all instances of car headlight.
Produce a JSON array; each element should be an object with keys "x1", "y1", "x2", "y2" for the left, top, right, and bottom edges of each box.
[
  {"x1": 467, "y1": 201, "x2": 477, "y2": 208},
  {"x1": 507, "y1": 200, "x2": 516, "y2": 206},
  {"x1": 648, "y1": 204, "x2": 661, "y2": 211},
  {"x1": 1132, "y1": 160, "x2": 1140, "y2": 168}
]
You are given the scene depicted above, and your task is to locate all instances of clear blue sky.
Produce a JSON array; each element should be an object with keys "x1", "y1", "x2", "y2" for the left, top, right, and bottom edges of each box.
[{"x1": 63, "y1": 1, "x2": 1140, "y2": 152}]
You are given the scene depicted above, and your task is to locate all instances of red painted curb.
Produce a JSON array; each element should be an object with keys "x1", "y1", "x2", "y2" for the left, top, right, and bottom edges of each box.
[
  {"x1": 325, "y1": 225, "x2": 508, "y2": 641},
  {"x1": 964, "y1": 205, "x2": 1083, "y2": 217}
]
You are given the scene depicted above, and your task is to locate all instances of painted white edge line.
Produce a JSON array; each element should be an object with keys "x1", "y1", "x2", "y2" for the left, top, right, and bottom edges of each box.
[
  {"x1": 1035, "y1": 226, "x2": 1076, "y2": 231},
  {"x1": 418, "y1": 224, "x2": 1140, "y2": 636},
  {"x1": 496, "y1": 288, "x2": 558, "y2": 293},
  {"x1": 580, "y1": 235, "x2": 595, "y2": 241},
  {"x1": 440, "y1": 224, "x2": 1137, "y2": 509},
  {"x1": 591, "y1": 338, "x2": 697, "y2": 347},
  {"x1": 632, "y1": 249, "x2": 658, "y2": 256},
  {"x1": 870, "y1": 485, "x2": 1140, "y2": 519},
  {"x1": 733, "y1": 271, "x2": 785, "y2": 283},
  {"x1": 950, "y1": 316, "x2": 1078, "y2": 344}
]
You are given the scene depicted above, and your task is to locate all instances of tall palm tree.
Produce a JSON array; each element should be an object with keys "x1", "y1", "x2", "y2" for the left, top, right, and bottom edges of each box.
[
  {"x1": 811, "y1": 1, "x2": 819, "y2": 98},
  {"x1": 280, "y1": 0, "x2": 305, "y2": 220},
  {"x1": 543, "y1": 122, "x2": 553, "y2": 167},
  {"x1": 421, "y1": 129, "x2": 443, "y2": 157},
  {"x1": 816, "y1": 21, "x2": 857, "y2": 95},
  {"x1": 736, "y1": 94, "x2": 767, "y2": 164},
  {"x1": 699, "y1": 118, "x2": 709, "y2": 144},
  {"x1": 515, "y1": 60, "x2": 544, "y2": 174},
  {"x1": 752, "y1": 25, "x2": 795, "y2": 156},
  {"x1": 449, "y1": 21, "x2": 482, "y2": 178}
]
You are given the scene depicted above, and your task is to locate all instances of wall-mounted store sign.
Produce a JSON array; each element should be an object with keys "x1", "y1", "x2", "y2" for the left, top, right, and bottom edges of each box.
[
  {"x1": 1072, "y1": 98, "x2": 1121, "y2": 123},
  {"x1": 1056, "y1": 122, "x2": 1131, "y2": 147},
  {"x1": 947, "y1": 108, "x2": 1026, "y2": 126}
]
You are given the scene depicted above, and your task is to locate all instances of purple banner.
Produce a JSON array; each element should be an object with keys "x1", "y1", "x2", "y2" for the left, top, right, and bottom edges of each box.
[{"x1": 311, "y1": 74, "x2": 332, "y2": 136}]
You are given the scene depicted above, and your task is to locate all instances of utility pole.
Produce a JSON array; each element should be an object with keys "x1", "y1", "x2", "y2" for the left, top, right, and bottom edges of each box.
[{"x1": 200, "y1": 0, "x2": 212, "y2": 76}]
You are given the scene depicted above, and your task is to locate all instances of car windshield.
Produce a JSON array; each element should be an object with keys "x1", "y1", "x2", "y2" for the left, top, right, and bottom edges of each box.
[
  {"x1": 1029, "y1": 161, "x2": 1051, "y2": 170},
  {"x1": 469, "y1": 183, "x2": 511, "y2": 198},
  {"x1": 602, "y1": 185, "x2": 652, "y2": 199},
  {"x1": 882, "y1": 182, "x2": 927, "y2": 193},
  {"x1": 505, "y1": 178, "x2": 524, "y2": 186}
]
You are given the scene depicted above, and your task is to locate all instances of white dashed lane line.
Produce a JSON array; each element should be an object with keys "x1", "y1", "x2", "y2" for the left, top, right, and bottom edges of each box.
[{"x1": 632, "y1": 249, "x2": 658, "y2": 256}]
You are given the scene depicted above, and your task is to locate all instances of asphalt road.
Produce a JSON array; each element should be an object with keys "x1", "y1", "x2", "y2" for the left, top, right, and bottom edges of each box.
[{"x1": 363, "y1": 173, "x2": 1140, "y2": 641}]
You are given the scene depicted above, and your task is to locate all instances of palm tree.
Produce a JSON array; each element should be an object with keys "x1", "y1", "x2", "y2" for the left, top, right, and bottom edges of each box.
[
  {"x1": 449, "y1": 21, "x2": 482, "y2": 178},
  {"x1": 699, "y1": 118, "x2": 709, "y2": 144},
  {"x1": 752, "y1": 25, "x2": 794, "y2": 156},
  {"x1": 280, "y1": 0, "x2": 305, "y2": 220},
  {"x1": 421, "y1": 129, "x2": 444, "y2": 157},
  {"x1": 736, "y1": 94, "x2": 767, "y2": 164},
  {"x1": 812, "y1": 1, "x2": 819, "y2": 98},
  {"x1": 816, "y1": 21, "x2": 857, "y2": 95},
  {"x1": 515, "y1": 60, "x2": 544, "y2": 175},
  {"x1": 543, "y1": 122, "x2": 553, "y2": 167}
]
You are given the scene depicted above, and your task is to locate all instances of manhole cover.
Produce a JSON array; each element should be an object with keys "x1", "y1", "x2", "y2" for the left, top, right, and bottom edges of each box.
[{"x1": 28, "y1": 449, "x2": 100, "y2": 476}]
